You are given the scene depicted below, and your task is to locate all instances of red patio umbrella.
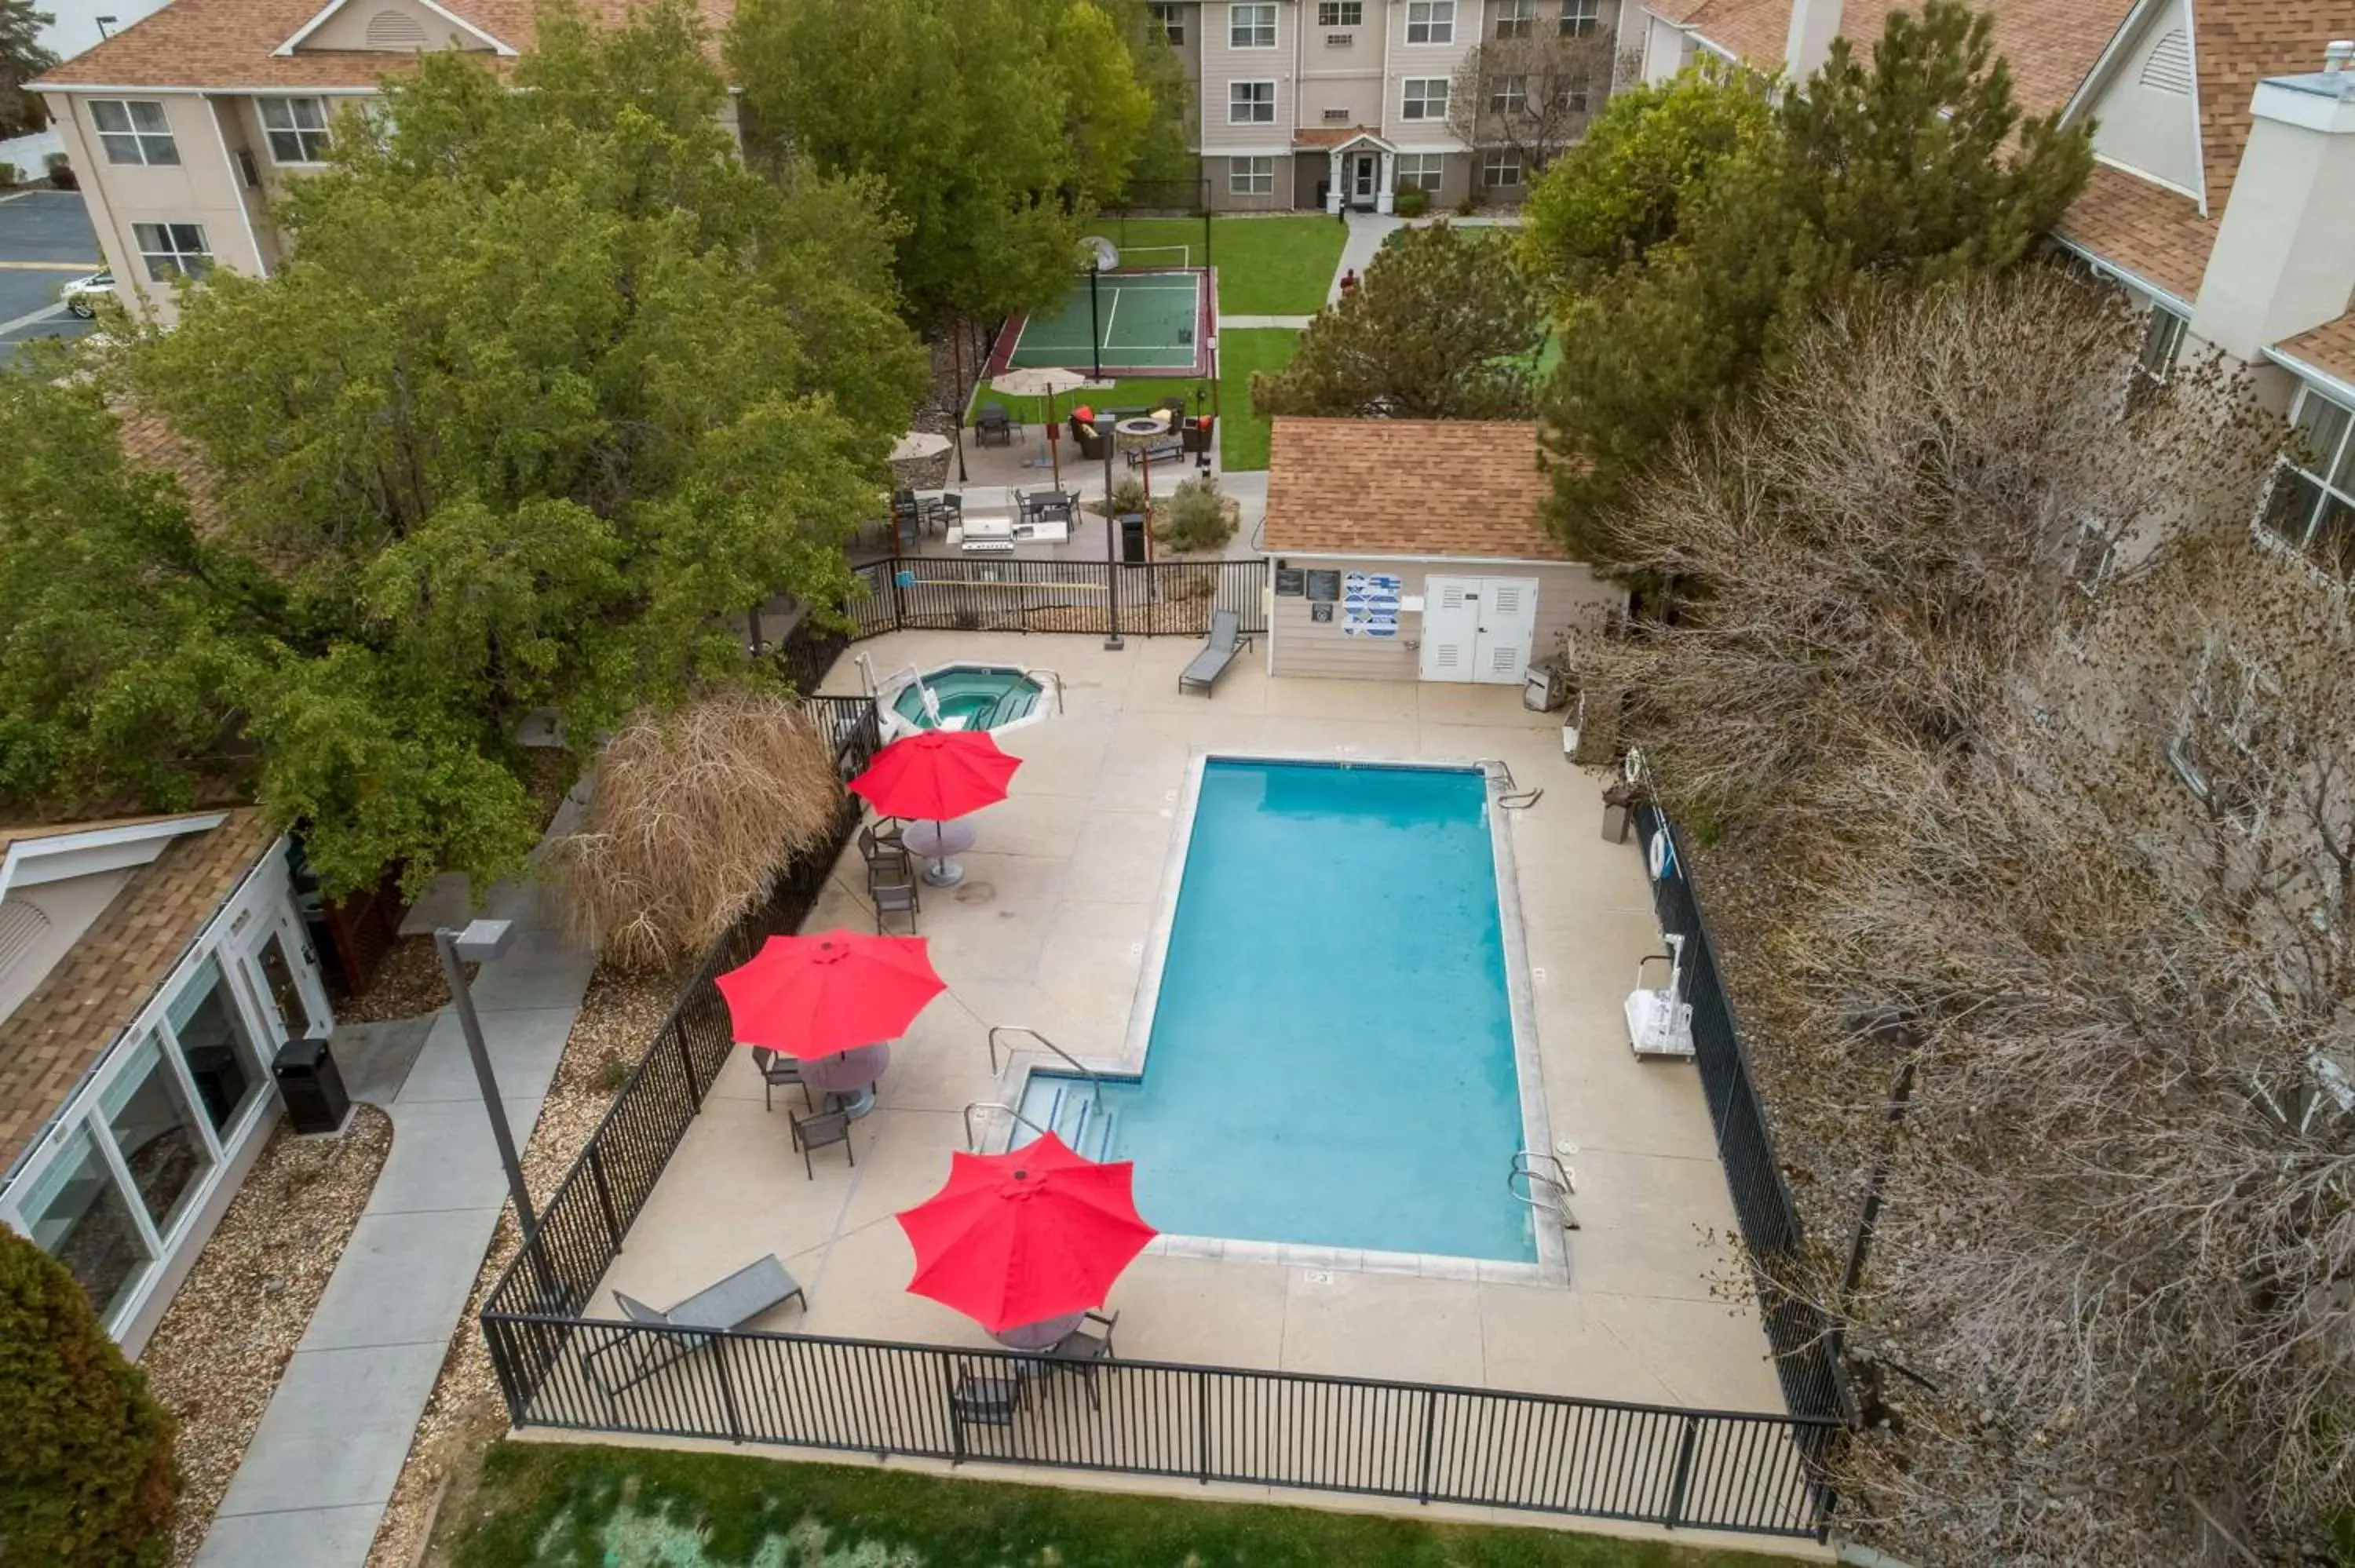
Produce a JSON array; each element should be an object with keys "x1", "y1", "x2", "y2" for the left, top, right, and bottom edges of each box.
[
  {"x1": 849, "y1": 729, "x2": 1021, "y2": 823},
  {"x1": 896, "y1": 1133, "x2": 1157, "y2": 1334},
  {"x1": 714, "y1": 931, "x2": 944, "y2": 1061}
]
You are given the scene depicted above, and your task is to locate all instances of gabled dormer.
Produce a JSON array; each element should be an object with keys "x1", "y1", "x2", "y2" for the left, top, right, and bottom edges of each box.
[
  {"x1": 2065, "y1": 0, "x2": 2207, "y2": 207},
  {"x1": 274, "y1": 0, "x2": 516, "y2": 57}
]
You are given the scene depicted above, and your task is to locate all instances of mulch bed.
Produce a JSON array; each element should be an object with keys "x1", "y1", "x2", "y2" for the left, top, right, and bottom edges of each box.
[
  {"x1": 142, "y1": 1106, "x2": 396, "y2": 1568},
  {"x1": 333, "y1": 934, "x2": 457, "y2": 1025}
]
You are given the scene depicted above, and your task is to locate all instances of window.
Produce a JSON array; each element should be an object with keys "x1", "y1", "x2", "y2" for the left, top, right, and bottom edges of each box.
[
  {"x1": 166, "y1": 955, "x2": 264, "y2": 1131},
  {"x1": 1401, "y1": 78, "x2": 1448, "y2": 119},
  {"x1": 1148, "y1": 2, "x2": 1185, "y2": 44},
  {"x1": 101, "y1": 1036, "x2": 214, "y2": 1235},
  {"x1": 2137, "y1": 304, "x2": 2188, "y2": 384},
  {"x1": 1559, "y1": 0, "x2": 1599, "y2": 35},
  {"x1": 1495, "y1": 0, "x2": 1532, "y2": 38},
  {"x1": 1229, "y1": 80, "x2": 1276, "y2": 123},
  {"x1": 1230, "y1": 155, "x2": 1274, "y2": 194},
  {"x1": 21, "y1": 1125, "x2": 154, "y2": 1324},
  {"x1": 2061, "y1": 516, "x2": 2118, "y2": 597},
  {"x1": 131, "y1": 223, "x2": 210, "y2": 283},
  {"x1": 260, "y1": 97, "x2": 333, "y2": 164},
  {"x1": 2169, "y1": 638, "x2": 2280, "y2": 833},
  {"x1": 1563, "y1": 71, "x2": 1592, "y2": 111},
  {"x1": 1395, "y1": 152, "x2": 1444, "y2": 192},
  {"x1": 2262, "y1": 384, "x2": 2355, "y2": 578},
  {"x1": 1405, "y1": 0, "x2": 1454, "y2": 43},
  {"x1": 1317, "y1": 0, "x2": 1361, "y2": 24},
  {"x1": 1489, "y1": 74, "x2": 1528, "y2": 114},
  {"x1": 89, "y1": 99, "x2": 179, "y2": 166},
  {"x1": 1482, "y1": 151, "x2": 1523, "y2": 188},
  {"x1": 1230, "y1": 2, "x2": 1275, "y2": 47}
]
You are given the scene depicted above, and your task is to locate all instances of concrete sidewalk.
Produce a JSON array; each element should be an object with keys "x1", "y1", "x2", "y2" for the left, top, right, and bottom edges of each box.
[
  {"x1": 193, "y1": 806, "x2": 597, "y2": 1568},
  {"x1": 1328, "y1": 211, "x2": 1404, "y2": 303}
]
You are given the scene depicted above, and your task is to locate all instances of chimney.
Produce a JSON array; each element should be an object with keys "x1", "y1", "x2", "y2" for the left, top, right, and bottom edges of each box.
[
  {"x1": 1785, "y1": 0, "x2": 1842, "y2": 83},
  {"x1": 2189, "y1": 46, "x2": 2355, "y2": 362}
]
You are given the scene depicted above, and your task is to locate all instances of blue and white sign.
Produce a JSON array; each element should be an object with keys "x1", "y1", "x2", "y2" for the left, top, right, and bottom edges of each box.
[{"x1": 1341, "y1": 571, "x2": 1402, "y2": 638}]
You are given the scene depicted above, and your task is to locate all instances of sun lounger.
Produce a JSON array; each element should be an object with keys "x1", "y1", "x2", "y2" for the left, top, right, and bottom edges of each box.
[
  {"x1": 1178, "y1": 609, "x2": 1253, "y2": 697},
  {"x1": 588, "y1": 1254, "x2": 807, "y2": 1392}
]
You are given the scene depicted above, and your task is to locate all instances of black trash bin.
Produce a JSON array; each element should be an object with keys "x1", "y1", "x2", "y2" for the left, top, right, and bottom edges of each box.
[
  {"x1": 1118, "y1": 512, "x2": 1148, "y2": 564},
  {"x1": 274, "y1": 1037, "x2": 350, "y2": 1134}
]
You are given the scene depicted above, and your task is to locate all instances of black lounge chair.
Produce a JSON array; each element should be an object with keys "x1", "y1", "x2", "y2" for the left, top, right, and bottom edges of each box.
[
  {"x1": 589, "y1": 1255, "x2": 807, "y2": 1392},
  {"x1": 1178, "y1": 609, "x2": 1253, "y2": 697}
]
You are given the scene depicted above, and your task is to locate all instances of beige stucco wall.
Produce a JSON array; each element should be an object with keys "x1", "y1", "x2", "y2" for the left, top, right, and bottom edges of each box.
[
  {"x1": 1200, "y1": 0, "x2": 1295, "y2": 151},
  {"x1": 2084, "y1": 0, "x2": 2201, "y2": 197},
  {"x1": 1209, "y1": 151, "x2": 1298, "y2": 210},
  {"x1": 1380, "y1": 0, "x2": 1474, "y2": 148},
  {"x1": 1265, "y1": 553, "x2": 1624, "y2": 679},
  {"x1": 300, "y1": 0, "x2": 500, "y2": 52},
  {"x1": 49, "y1": 91, "x2": 267, "y2": 321}
]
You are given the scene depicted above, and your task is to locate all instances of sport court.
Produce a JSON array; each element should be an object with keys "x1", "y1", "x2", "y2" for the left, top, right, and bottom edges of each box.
[{"x1": 988, "y1": 266, "x2": 1212, "y2": 379}]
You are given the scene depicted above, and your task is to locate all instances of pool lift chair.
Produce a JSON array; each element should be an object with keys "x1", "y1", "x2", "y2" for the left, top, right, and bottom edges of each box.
[{"x1": 1624, "y1": 932, "x2": 1697, "y2": 1059}]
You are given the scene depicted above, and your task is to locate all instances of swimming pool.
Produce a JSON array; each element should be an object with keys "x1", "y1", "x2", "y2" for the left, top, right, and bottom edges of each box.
[
  {"x1": 881, "y1": 664, "x2": 1050, "y2": 737},
  {"x1": 1019, "y1": 757, "x2": 1539, "y2": 1264}
]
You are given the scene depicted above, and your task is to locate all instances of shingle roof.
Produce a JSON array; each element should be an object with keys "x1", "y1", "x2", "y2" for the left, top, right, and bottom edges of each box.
[
  {"x1": 33, "y1": 0, "x2": 732, "y2": 91},
  {"x1": 0, "y1": 810, "x2": 274, "y2": 1173},
  {"x1": 2054, "y1": 162, "x2": 2213, "y2": 301},
  {"x1": 1263, "y1": 418, "x2": 1568, "y2": 560},
  {"x1": 2276, "y1": 313, "x2": 2355, "y2": 392}
]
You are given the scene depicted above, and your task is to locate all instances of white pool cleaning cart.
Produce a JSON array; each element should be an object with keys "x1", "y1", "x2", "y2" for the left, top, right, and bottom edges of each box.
[{"x1": 1624, "y1": 932, "x2": 1696, "y2": 1059}]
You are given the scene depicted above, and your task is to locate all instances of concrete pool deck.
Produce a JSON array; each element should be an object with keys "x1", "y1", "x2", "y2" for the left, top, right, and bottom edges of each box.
[{"x1": 590, "y1": 630, "x2": 1784, "y2": 1415}]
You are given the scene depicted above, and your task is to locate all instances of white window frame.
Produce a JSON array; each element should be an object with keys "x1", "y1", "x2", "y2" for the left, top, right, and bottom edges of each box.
[
  {"x1": 1317, "y1": 0, "x2": 1362, "y2": 24},
  {"x1": 1482, "y1": 150, "x2": 1524, "y2": 188},
  {"x1": 1401, "y1": 78, "x2": 1449, "y2": 120},
  {"x1": 1229, "y1": 79, "x2": 1277, "y2": 123},
  {"x1": 1405, "y1": 0, "x2": 1455, "y2": 44},
  {"x1": 1230, "y1": 2, "x2": 1276, "y2": 49},
  {"x1": 131, "y1": 223, "x2": 212, "y2": 283},
  {"x1": 88, "y1": 99, "x2": 180, "y2": 166},
  {"x1": 1560, "y1": 0, "x2": 1599, "y2": 35},
  {"x1": 1489, "y1": 74, "x2": 1528, "y2": 114},
  {"x1": 258, "y1": 96, "x2": 333, "y2": 165},
  {"x1": 1230, "y1": 155, "x2": 1275, "y2": 195},
  {"x1": 2258, "y1": 381, "x2": 2355, "y2": 578},
  {"x1": 1495, "y1": 0, "x2": 1532, "y2": 38},
  {"x1": 1395, "y1": 152, "x2": 1445, "y2": 191},
  {"x1": 2061, "y1": 515, "x2": 2118, "y2": 597},
  {"x1": 1148, "y1": 2, "x2": 1185, "y2": 45},
  {"x1": 2167, "y1": 636, "x2": 2278, "y2": 834}
]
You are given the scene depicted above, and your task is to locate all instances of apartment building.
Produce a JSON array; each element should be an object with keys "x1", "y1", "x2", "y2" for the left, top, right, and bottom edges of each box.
[
  {"x1": 1618, "y1": 0, "x2": 2355, "y2": 580},
  {"x1": 27, "y1": 0, "x2": 731, "y2": 322},
  {"x1": 1176, "y1": 0, "x2": 1606, "y2": 211}
]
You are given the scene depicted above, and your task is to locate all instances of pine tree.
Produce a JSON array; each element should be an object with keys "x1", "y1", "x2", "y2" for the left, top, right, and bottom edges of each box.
[{"x1": 0, "y1": 0, "x2": 58, "y2": 141}]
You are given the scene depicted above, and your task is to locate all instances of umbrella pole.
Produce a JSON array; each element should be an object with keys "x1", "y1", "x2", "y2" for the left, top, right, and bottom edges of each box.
[{"x1": 1048, "y1": 391, "x2": 1062, "y2": 489}]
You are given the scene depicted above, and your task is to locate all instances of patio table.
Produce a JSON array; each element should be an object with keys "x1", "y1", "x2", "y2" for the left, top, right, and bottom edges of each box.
[
  {"x1": 902, "y1": 819, "x2": 977, "y2": 886},
  {"x1": 801, "y1": 1040, "x2": 892, "y2": 1118},
  {"x1": 991, "y1": 1310, "x2": 1086, "y2": 1350}
]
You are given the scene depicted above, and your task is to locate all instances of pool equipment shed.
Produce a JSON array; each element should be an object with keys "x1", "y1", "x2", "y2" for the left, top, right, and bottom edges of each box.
[{"x1": 1259, "y1": 418, "x2": 1623, "y2": 684}]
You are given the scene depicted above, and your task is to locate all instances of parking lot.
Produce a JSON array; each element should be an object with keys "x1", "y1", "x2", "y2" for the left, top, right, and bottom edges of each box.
[{"x1": 0, "y1": 188, "x2": 105, "y2": 363}]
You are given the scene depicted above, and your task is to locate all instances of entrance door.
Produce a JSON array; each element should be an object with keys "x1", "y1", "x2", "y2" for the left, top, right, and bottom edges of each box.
[
  {"x1": 232, "y1": 903, "x2": 332, "y2": 1054},
  {"x1": 1419, "y1": 575, "x2": 1542, "y2": 684},
  {"x1": 1352, "y1": 152, "x2": 1377, "y2": 205}
]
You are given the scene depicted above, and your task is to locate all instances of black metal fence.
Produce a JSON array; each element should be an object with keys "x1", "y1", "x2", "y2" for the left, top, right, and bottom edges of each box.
[
  {"x1": 1632, "y1": 803, "x2": 1855, "y2": 1461},
  {"x1": 825, "y1": 557, "x2": 1267, "y2": 643}
]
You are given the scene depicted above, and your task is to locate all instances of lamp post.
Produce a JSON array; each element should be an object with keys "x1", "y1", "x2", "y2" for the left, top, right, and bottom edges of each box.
[
  {"x1": 1101, "y1": 412, "x2": 1123, "y2": 651},
  {"x1": 433, "y1": 918, "x2": 535, "y2": 1236}
]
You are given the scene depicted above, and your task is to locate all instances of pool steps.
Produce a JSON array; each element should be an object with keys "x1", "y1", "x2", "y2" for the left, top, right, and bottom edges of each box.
[{"x1": 1011, "y1": 1073, "x2": 1122, "y2": 1163}]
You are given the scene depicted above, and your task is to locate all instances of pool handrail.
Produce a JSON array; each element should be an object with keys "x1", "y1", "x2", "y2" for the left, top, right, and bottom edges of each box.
[
  {"x1": 987, "y1": 1024, "x2": 1104, "y2": 1100},
  {"x1": 962, "y1": 1099, "x2": 1056, "y2": 1151}
]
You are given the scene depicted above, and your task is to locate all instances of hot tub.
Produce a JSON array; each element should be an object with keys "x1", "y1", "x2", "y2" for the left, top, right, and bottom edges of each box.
[{"x1": 876, "y1": 663, "x2": 1058, "y2": 739}]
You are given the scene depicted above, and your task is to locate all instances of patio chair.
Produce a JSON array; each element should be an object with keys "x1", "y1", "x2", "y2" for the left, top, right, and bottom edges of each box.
[
  {"x1": 1069, "y1": 414, "x2": 1107, "y2": 461},
  {"x1": 950, "y1": 1368, "x2": 1025, "y2": 1431},
  {"x1": 860, "y1": 823, "x2": 915, "y2": 885},
  {"x1": 1050, "y1": 1309, "x2": 1119, "y2": 1409},
  {"x1": 872, "y1": 873, "x2": 920, "y2": 935},
  {"x1": 748, "y1": 1045, "x2": 814, "y2": 1114},
  {"x1": 791, "y1": 1107, "x2": 856, "y2": 1179},
  {"x1": 586, "y1": 1254, "x2": 807, "y2": 1394},
  {"x1": 976, "y1": 403, "x2": 1013, "y2": 447},
  {"x1": 1178, "y1": 610, "x2": 1254, "y2": 697}
]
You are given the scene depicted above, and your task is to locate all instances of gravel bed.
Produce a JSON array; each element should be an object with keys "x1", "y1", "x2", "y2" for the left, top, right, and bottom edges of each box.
[
  {"x1": 333, "y1": 934, "x2": 462, "y2": 1025},
  {"x1": 141, "y1": 1106, "x2": 396, "y2": 1568},
  {"x1": 365, "y1": 961, "x2": 688, "y2": 1568}
]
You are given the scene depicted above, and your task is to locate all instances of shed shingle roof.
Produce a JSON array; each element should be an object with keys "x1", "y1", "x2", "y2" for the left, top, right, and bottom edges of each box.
[
  {"x1": 0, "y1": 810, "x2": 273, "y2": 1173},
  {"x1": 1263, "y1": 418, "x2": 1568, "y2": 560},
  {"x1": 2276, "y1": 313, "x2": 2355, "y2": 392}
]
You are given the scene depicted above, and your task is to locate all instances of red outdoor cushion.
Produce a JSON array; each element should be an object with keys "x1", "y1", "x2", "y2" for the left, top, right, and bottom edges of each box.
[{"x1": 1072, "y1": 405, "x2": 1094, "y2": 424}]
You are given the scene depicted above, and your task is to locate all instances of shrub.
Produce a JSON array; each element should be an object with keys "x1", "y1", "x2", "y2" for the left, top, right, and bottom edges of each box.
[
  {"x1": 1151, "y1": 475, "x2": 1239, "y2": 555},
  {"x1": 0, "y1": 1229, "x2": 179, "y2": 1566},
  {"x1": 1393, "y1": 186, "x2": 1430, "y2": 218},
  {"x1": 1090, "y1": 476, "x2": 1148, "y2": 519},
  {"x1": 44, "y1": 153, "x2": 75, "y2": 191},
  {"x1": 0, "y1": 162, "x2": 18, "y2": 188}
]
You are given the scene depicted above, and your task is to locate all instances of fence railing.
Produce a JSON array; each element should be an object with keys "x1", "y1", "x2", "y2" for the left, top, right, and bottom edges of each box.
[
  {"x1": 824, "y1": 557, "x2": 1267, "y2": 644},
  {"x1": 1632, "y1": 803, "x2": 1856, "y2": 1445}
]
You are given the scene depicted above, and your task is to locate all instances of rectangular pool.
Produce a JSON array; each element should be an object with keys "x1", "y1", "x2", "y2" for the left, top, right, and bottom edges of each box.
[{"x1": 1028, "y1": 758, "x2": 1536, "y2": 1264}]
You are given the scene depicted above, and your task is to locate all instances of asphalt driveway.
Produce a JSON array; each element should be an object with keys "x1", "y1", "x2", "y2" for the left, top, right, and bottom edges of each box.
[{"x1": 0, "y1": 188, "x2": 106, "y2": 363}]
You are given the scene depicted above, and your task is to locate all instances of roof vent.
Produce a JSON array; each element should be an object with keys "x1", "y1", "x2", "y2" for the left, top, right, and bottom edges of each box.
[
  {"x1": 364, "y1": 8, "x2": 430, "y2": 49},
  {"x1": 0, "y1": 901, "x2": 51, "y2": 982},
  {"x1": 2139, "y1": 28, "x2": 2192, "y2": 96},
  {"x1": 2325, "y1": 40, "x2": 2353, "y2": 73}
]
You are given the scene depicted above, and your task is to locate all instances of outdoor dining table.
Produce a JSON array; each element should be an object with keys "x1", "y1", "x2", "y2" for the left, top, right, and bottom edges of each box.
[
  {"x1": 991, "y1": 1311, "x2": 1086, "y2": 1351},
  {"x1": 902, "y1": 819, "x2": 977, "y2": 886},
  {"x1": 801, "y1": 1040, "x2": 892, "y2": 1118}
]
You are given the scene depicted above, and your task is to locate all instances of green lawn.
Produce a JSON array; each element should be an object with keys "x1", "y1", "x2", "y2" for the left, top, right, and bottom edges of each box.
[
  {"x1": 1099, "y1": 214, "x2": 1346, "y2": 315},
  {"x1": 966, "y1": 326, "x2": 1298, "y2": 472},
  {"x1": 449, "y1": 1442, "x2": 1811, "y2": 1568}
]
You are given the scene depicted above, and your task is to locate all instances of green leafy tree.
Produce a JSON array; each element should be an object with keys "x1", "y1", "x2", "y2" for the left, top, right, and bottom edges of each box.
[
  {"x1": 0, "y1": 1228, "x2": 179, "y2": 1566},
  {"x1": 1252, "y1": 223, "x2": 1546, "y2": 421},
  {"x1": 0, "y1": 0, "x2": 923, "y2": 897},
  {"x1": 1530, "y1": 0, "x2": 2093, "y2": 560},
  {"x1": 0, "y1": 0, "x2": 55, "y2": 140},
  {"x1": 729, "y1": 0, "x2": 1156, "y2": 326}
]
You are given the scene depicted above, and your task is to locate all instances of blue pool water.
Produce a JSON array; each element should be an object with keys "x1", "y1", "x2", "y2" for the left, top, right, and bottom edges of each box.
[
  {"x1": 891, "y1": 666, "x2": 1042, "y2": 731},
  {"x1": 1031, "y1": 759, "x2": 1534, "y2": 1262}
]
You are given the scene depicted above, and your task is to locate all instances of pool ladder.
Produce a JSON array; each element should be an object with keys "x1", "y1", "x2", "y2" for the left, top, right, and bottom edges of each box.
[
  {"x1": 1509, "y1": 1150, "x2": 1579, "y2": 1231},
  {"x1": 973, "y1": 1025, "x2": 1122, "y2": 1161},
  {"x1": 1481, "y1": 759, "x2": 1544, "y2": 810}
]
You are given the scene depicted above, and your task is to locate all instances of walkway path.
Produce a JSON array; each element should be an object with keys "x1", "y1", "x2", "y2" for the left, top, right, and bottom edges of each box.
[
  {"x1": 1329, "y1": 211, "x2": 1404, "y2": 303},
  {"x1": 192, "y1": 799, "x2": 597, "y2": 1568},
  {"x1": 1220, "y1": 312, "x2": 1314, "y2": 329}
]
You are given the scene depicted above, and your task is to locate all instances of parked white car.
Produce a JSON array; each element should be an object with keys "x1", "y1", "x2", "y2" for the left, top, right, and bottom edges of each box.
[{"x1": 60, "y1": 269, "x2": 114, "y2": 319}]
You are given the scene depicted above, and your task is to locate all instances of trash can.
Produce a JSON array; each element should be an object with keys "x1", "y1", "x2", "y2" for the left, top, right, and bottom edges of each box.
[
  {"x1": 274, "y1": 1037, "x2": 350, "y2": 1134},
  {"x1": 1118, "y1": 512, "x2": 1148, "y2": 565}
]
